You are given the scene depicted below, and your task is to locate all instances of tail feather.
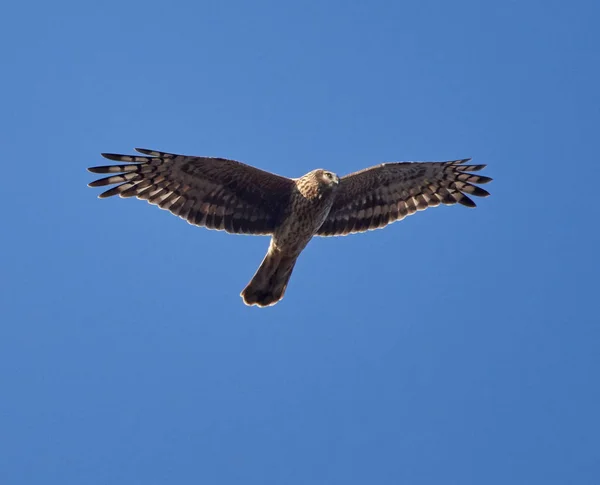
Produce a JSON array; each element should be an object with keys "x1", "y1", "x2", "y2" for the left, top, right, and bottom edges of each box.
[{"x1": 241, "y1": 249, "x2": 298, "y2": 307}]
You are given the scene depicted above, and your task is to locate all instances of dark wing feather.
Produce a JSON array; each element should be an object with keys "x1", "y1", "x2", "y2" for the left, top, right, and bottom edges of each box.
[
  {"x1": 88, "y1": 149, "x2": 294, "y2": 235},
  {"x1": 317, "y1": 159, "x2": 492, "y2": 236}
]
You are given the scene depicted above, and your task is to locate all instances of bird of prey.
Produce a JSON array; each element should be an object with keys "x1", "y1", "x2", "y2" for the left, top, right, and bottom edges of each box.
[{"x1": 88, "y1": 149, "x2": 491, "y2": 307}]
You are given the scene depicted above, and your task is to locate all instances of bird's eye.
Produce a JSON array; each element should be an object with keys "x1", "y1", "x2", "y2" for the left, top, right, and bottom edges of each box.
[{"x1": 325, "y1": 172, "x2": 332, "y2": 179}]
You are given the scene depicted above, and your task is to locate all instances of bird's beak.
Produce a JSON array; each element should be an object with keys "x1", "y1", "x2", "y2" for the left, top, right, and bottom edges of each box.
[{"x1": 334, "y1": 175, "x2": 340, "y2": 185}]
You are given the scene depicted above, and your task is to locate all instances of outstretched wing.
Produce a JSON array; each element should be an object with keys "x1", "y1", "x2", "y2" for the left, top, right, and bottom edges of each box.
[
  {"x1": 88, "y1": 149, "x2": 294, "y2": 235},
  {"x1": 316, "y1": 159, "x2": 492, "y2": 236}
]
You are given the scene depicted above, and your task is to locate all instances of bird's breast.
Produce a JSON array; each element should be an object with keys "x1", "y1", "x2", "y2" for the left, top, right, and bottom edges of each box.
[{"x1": 272, "y1": 191, "x2": 335, "y2": 253}]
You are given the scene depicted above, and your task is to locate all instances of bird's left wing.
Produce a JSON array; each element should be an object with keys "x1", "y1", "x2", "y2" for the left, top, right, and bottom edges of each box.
[
  {"x1": 316, "y1": 159, "x2": 491, "y2": 236},
  {"x1": 88, "y1": 149, "x2": 294, "y2": 235}
]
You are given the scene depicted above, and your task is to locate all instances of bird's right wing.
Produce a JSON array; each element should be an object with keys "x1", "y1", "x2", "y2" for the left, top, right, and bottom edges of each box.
[
  {"x1": 317, "y1": 159, "x2": 492, "y2": 236},
  {"x1": 88, "y1": 149, "x2": 295, "y2": 235}
]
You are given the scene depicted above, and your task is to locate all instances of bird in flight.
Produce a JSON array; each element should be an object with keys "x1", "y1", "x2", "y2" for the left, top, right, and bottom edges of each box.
[{"x1": 88, "y1": 149, "x2": 491, "y2": 307}]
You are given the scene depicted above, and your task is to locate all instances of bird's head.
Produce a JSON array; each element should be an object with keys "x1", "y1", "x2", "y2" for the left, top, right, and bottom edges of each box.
[
  {"x1": 316, "y1": 169, "x2": 340, "y2": 190},
  {"x1": 295, "y1": 169, "x2": 340, "y2": 200}
]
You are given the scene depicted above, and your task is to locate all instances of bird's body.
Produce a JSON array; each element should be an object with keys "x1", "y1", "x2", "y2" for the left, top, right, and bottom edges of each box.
[
  {"x1": 242, "y1": 169, "x2": 340, "y2": 306},
  {"x1": 88, "y1": 149, "x2": 491, "y2": 307},
  {"x1": 275, "y1": 170, "x2": 340, "y2": 252}
]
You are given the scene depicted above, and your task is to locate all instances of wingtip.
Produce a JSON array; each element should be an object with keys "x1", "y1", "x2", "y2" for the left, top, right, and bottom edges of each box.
[
  {"x1": 101, "y1": 152, "x2": 122, "y2": 161},
  {"x1": 459, "y1": 194, "x2": 477, "y2": 208},
  {"x1": 134, "y1": 148, "x2": 170, "y2": 156}
]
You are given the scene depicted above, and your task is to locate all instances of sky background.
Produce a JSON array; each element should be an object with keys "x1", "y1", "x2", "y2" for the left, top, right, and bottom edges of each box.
[{"x1": 1, "y1": 0, "x2": 599, "y2": 483}]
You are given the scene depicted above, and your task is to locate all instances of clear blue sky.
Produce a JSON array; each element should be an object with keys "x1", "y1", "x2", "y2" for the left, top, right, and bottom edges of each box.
[{"x1": 2, "y1": 0, "x2": 599, "y2": 483}]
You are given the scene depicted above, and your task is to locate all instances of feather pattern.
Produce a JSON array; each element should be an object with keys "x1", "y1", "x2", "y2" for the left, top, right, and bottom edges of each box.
[
  {"x1": 316, "y1": 159, "x2": 492, "y2": 236},
  {"x1": 88, "y1": 149, "x2": 294, "y2": 235}
]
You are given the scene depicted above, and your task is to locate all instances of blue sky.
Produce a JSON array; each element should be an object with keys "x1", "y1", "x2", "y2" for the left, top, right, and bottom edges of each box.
[{"x1": 2, "y1": 0, "x2": 599, "y2": 483}]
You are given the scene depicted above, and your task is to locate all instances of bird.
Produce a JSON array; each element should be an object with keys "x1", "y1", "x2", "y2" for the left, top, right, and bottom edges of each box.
[{"x1": 88, "y1": 148, "x2": 492, "y2": 307}]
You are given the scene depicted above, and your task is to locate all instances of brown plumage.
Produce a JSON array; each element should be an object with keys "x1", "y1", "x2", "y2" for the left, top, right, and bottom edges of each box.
[{"x1": 88, "y1": 149, "x2": 492, "y2": 307}]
